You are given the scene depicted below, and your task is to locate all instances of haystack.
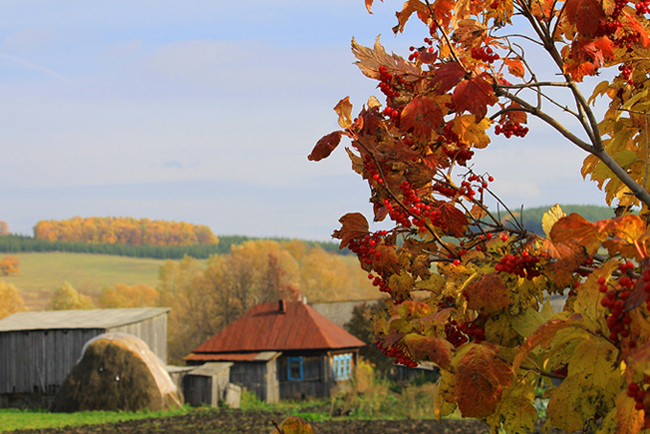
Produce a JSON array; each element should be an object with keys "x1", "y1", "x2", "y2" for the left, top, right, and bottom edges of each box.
[{"x1": 50, "y1": 332, "x2": 182, "y2": 412}]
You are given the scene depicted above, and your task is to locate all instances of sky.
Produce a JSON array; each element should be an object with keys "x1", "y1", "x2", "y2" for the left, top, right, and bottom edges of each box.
[{"x1": 0, "y1": 1, "x2": 610, "y2": 241}]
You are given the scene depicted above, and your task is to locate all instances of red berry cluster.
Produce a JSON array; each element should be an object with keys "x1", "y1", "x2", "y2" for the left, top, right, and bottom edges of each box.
[
  {"x1": 494, "y1": 122, "x2": 529, "y2": 138},
  {"x1": 459, "y1": 319, "x2": 486, "y2": 342},
  {"x1": 376, "y1": 339, "x2": 418, "y2": 368},
  {"x1": 348, "y1": 231, "x2": 387, "y2": 266},
  {"x1": 408, "y1": 37, "x2": 434, "y2": 62},
  {"x1": 471, "y1": 45, "x2": 499, "y2": 64},
  {"x1": 364, "y1": 159, "x2": 384, "y2": 186},
  {"x1": 628, "y1": 380, "x2": 650, "y2": 411},
  {"x1": 599, "y1": 261, "x2": 635, "y2": 346},
  {"x1": 383, "y1": 181, "x2": 447, "y2": 233},
  {"x1": 445, "y1": 319, "x2": 470, "y2": 347},
  {"x1": 378, "y1": 66, "x2": 401, "y2": 99},
  {"x1": 367, "y1": 271, "x2": 390, "y2": 293},
  {"x1": 636, "y1": 0, "x2": 650, "y2": 15},
  {"x1": 495, "y1": 251, "x2": 541, "y2": 280},
  {"x1": 619, "y1": 63, "x2": 632, "y2": 82}
]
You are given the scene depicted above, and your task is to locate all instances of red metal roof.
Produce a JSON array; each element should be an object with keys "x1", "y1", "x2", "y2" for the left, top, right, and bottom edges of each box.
[
  {"x1": 191, "y1": 301, "x2": 365, "y2": 354},
  {"x1": 185, "y1": 353, "x2": 263, "y2": 362}
]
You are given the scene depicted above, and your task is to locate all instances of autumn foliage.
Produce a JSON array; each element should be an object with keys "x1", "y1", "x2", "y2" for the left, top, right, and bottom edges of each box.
[
  {"x1": 310, "y1": 0, "x2": 650, "y2": 432},
  {"x1": 0, "y1": 255, "x2": 19, "y2": 276},
  {"x1": 33, "y1": 217, "x2": 218, "y2": 247}
]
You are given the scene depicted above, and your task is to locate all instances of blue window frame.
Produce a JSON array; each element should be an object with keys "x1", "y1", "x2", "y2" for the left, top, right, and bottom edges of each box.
[
  {"x1": 287, "y1": 357, "x2": 304, "y2": 381},
  {"x1": 332, "y1": 353, "x2": 353, "y2": 381}
]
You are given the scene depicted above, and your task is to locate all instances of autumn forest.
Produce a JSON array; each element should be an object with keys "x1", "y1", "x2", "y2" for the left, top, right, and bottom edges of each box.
[{"x1": 0, "y1": 217, "x2": 379, "y2": 363}]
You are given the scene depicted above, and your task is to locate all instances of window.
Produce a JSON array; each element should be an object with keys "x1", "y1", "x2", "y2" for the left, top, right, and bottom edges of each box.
[
  {"x1": 287, "y1": 357, "x2": 303, "y2": 381},
  {"x1": 332, "y1": 353, "x2": 353, "y2": 381}
]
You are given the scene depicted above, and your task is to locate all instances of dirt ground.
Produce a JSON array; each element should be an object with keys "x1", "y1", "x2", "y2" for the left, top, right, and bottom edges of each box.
[{"x1": 8, "y1": 409, "x2": 569, "y2": 434}]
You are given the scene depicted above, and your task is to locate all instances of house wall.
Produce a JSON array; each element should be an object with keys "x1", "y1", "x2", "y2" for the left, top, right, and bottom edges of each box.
[
  {"x1": 278, "y1": 353, "x2": 328, "y2": 400},
  {"x1": 183, "y1": 369, "x2": 230, "y2": 407}
]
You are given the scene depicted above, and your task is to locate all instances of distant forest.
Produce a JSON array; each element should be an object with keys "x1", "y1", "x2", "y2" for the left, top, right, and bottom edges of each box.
[
  {"x1": 0, "y1": 234, "x2": 345, "y2": 259},
  {"x1": 511, "y1": 204, "x2": 616, "y2": 235}
]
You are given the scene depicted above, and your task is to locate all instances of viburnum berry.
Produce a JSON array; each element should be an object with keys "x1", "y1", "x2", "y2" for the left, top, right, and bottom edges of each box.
[{"x1": 495, "y1": 121, "x2": 529, "y2": 138}]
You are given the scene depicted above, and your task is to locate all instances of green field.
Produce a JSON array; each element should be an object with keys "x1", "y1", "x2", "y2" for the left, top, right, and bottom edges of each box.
[{"x1": 0, "y1": 252, "x2": 175, "y2": 311}]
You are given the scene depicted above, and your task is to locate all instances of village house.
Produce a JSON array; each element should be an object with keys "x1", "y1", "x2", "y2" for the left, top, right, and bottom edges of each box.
[{"x1": 185, "y1": 300, "x2": 365, "y2": 403}]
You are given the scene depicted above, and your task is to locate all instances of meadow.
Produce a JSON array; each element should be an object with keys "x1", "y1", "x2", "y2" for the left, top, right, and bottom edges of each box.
[{"x1": 1, "y1": 253, "x2": 178, "y2": 310}]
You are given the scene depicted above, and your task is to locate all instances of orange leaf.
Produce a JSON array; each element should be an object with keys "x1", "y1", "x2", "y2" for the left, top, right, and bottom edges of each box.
[
  {"x1": 270, "y1": 416, "x2": 314, "y2": 434},
  {"x1": 430, "y1": 62, "x2": 466, "y2": 94},
  {"x1": 622, "y1": 12, "x2": 650, "y2": 47},
  {"x1": 549, "y1": 213, "x2": 601, "y2": 255},
  {"x1": 308, "y1": 131, "x2": 342, "y2": 162},
  {"x1": 455, "y1": 342, "x2": 513, "y2": 419},
  {"x1": 394, "y1": 0, "x2": 429, "y2": 33},
  {"x1": 565, "y1": 0, "x2": 606, "y2": 37},
  {"x1": 400, "y1": 96, "x2": 443, "y2": 138},
  {"x1": 403, "y1": 333, "x2": 454, "y2": 369},
  {"x1": 332, "y1": 212, "x2": 369, "y2": 249},
  {"x1": 464, "y1": 273, "x2": 512, "y2": 313},
  {"x1": 452, "y1": 76, "x2": 498, "y2": 120},
  {"x1": 538, "y1": 238, "x2": 588, "y2": 289},
  {"x1": 365, "y1": 0, "x2": 377, "y2": 13},
  {"x1": 334, "y1": 97, "x2": 353, "y2": 129},
  {"x1": 503, "y1": 58, "x2": 525, "y2": 78}
]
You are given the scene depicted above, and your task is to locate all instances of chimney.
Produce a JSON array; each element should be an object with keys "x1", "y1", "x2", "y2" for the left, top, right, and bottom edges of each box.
[{"x1": 278, "y1": 299, "x2": 286, "y2": 313}]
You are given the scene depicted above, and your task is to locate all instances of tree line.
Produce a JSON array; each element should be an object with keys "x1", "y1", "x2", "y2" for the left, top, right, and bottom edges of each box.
[
  {"x1": 33, "y1": 216, "x2": 218, "y2": 246},
  {"x1": 0, "y1": 239, "x2": 377, "y2": 363}
]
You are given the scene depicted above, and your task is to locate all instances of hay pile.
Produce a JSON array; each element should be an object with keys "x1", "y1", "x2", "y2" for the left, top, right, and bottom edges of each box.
[{"x1": 50, "y1": 332, "x2": 182, "y2": 412}]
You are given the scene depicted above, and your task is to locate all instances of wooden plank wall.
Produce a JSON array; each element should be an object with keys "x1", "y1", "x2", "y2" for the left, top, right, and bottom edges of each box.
[
  {"x1": 0, "y1": 328, "x2": 102, "y2": 395},
  {"x1": 0, "y1": 314, "x2": 168, "y2": 397},
  {"x1": 110, "y1": 314, "x2": 168, "y2": 362},
  {"x1": 229, "y1": 362, "x2": 271, "y2": 403}
]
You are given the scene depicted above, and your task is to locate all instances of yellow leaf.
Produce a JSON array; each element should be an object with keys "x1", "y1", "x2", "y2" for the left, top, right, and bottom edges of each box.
[
  {"x1": 452, "y1": 114, "x2": 491, "y2": 149},
  {"x1": 507, "y1": 298, "x2": 555, "y2": 340},
  {"x1": 542, "y1": 204, "x2": 567, "y2": 238},
  {"x1": 433, "y1": 370, "x2": 458, "y2": 420},
  {"x1": 367, "y1": 95, "x2": 381, "y2": 109},
  {"x1": 589, "y1": 80, "x2": 612, "y2": 105},
  {"x1": 486, "y1": 380, "x2": 538, "y2": 434},
  {"x1": 572, "y1": 260, "x2": 619, "y2": 331},
  {"x1": 334, "y1": 97, "x2": 353, "y2": 129},
  {"x1": 598, "y1": 391, "x2": 645, "y2": 434}
]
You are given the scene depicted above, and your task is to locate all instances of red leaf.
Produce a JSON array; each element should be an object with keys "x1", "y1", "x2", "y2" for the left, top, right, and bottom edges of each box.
[
  {"x1": 452, "y1": 76, "x2": 498, "y2": 120},
  {"x1": 455, "y1": 342, "x2": 513, "y2": 419},
  {"x1": 439, "y1": 202, "x2": 468, "y2": 237},
  {"x1": 430, "y1": 62, "x2": 466, "y2": 95},
  {"x1": 565, "y1": 0, "x2": 606, "y2": 37},
  {"x1": 332, "y1": 212, "x2": 369, "y2": 249},
  {"x1": 308, "y1": 131, "x2": 342, "y2": 161},
  {"x1": 400, "y1": 96, "x2": 443, "y2": 138}
]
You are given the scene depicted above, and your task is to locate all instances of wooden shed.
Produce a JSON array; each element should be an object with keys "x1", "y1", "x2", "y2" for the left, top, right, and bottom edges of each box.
[
  {"x1": 0, "y1": 307, "x2": 169, "y2": 408},
  {"x1": 185, "y1": 300, "x2": 364, "y2": 402},
  {"x1": 182, "y1": 362, "x2": 232, "y2": 407}
]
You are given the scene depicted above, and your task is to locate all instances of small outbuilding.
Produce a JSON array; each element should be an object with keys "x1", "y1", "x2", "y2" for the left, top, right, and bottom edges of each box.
[
  {"x1": 185, "y1": 300, "x2": 365, "y2": 402},
  {"x1": 0, "y1": 307, "x2": 170, "y2": 408}
]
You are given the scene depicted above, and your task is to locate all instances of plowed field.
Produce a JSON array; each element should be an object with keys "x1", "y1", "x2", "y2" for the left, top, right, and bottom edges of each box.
[{"x1": 7, "y1": 410, "x2": 568, "y2": 434}]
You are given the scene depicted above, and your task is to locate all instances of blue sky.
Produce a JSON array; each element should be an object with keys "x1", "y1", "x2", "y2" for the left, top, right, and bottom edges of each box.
[{"x1": 0, "y1": 1, "x2": 608, "y2": 241}]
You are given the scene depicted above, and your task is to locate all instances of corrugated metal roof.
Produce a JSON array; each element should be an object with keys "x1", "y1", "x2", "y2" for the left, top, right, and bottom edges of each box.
[
  {"x1": 311, "y1": 299, "x2": 382, "y2": 327},
  {"x1": 187, "y1": 362, "x2": 233, "y2": 376},
  {"x1": 0, "y1": 307, "x2": 171, "y2": 332},
  {"x1": 192, "y1": 301, "x2": 365, "y2": 355},
  {"x1": 185, "y1": 351, "x2": 281, "y2": 363}
]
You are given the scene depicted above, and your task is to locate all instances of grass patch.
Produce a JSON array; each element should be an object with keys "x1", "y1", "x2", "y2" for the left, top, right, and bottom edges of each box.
[
  {"x1": 0, "y1": 406, "x2": 194, "y2": 432},
  {"x1": 2, "y1": 252, "x2": 180, "y2": 310}
]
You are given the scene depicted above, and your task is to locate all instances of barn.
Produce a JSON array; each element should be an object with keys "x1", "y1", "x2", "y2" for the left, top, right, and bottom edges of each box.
[
  {"x1": 185, "y1": 300, "x2": 365, "y2": 403},
  {"x1": 0, "y1": 307, "x2": 169, "y2": 408}
]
